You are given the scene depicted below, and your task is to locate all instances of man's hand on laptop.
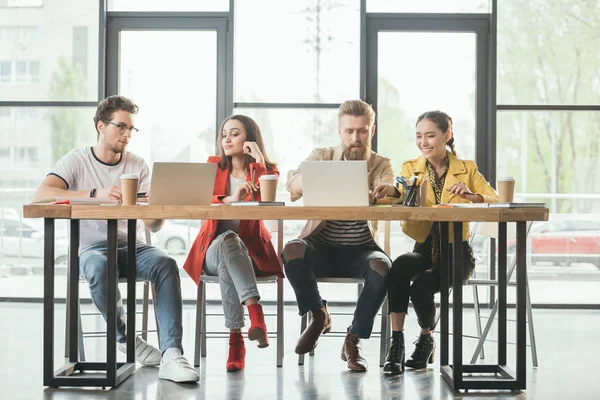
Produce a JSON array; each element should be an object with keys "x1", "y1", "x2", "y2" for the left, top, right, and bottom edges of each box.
[
  {"x1": 97, "y1": 185, "x2": 122, "y2": 201},
  {"x1": 370, "y1": 183, "x2": 400, "y2": 205}
]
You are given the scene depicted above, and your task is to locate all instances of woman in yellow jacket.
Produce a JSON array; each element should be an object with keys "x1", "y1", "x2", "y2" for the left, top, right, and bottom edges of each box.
[{"x1": 372, "y1": 110, "x2": 499, "y2": 375}]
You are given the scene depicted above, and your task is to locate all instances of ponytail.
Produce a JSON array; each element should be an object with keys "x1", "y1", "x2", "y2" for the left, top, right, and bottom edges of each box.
[{"x1": 446, "y1": 136, "x2": 457, "y2": 156}]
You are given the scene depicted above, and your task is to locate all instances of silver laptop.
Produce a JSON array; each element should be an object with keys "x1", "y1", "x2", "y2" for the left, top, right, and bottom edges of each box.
[
  {"x1": 301, "y1": 160, "x2": 369, "y2": 206},
  {"x1": 149, "y1": 162, "x2": 217, "y2": 205}
]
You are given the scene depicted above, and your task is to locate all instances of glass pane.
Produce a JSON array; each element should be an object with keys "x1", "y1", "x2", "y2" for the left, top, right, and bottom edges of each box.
[
  {"x1": 376, "y1": 31, "x2": 480, "y2": 297},
  {"x1": 235, "y1": 0, "x2": 359, "y2": 103},
  {"x1": 232, "y1": 108, "x2": 338, "y2": 196},
  {"x1": 497, "y1": 1, "x2": 600, "y2": 105},
  {"x1": 368, "y1": 0, "x2": 490, "y2": 13},
  {"x1": 376, "y1": 32, "x2": 477, "y2": 172},
  {"x1": 118, "y1": 31, "x2": 217, "y2": 166},
  {"x1": 0, "y1": 106, "x2": 95, "y2": 298},
  {"x1": 0, "y1": 0, "x2": 99, "y2": 101},
  {"x1": 497, "y1": 111, "x2": 600, "y2": 305},
  {"x1": 108, "y1": 0, "x2": 228, "y2": 11},
  {"x1": 118, "y1": 31, "x2": 218, "y2": 301}
]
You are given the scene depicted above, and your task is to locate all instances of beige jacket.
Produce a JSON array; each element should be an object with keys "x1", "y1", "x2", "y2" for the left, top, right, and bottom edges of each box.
[{"x1": 286, "y1": 145, "x2": 395, "y2": 242}]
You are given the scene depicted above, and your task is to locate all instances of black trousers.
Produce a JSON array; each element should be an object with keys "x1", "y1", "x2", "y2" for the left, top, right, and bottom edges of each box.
[
  {"x1": 282, "y1": 240, "x2": 391, "y2": 339},
  {"x1": 388, "y1": 236, "x2": 475, "y2": 329}
]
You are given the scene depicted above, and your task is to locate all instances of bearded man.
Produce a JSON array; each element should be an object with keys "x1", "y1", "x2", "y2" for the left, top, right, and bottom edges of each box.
[{"x1": 282, "y1": 99, "x2": 395, "y2": 372}]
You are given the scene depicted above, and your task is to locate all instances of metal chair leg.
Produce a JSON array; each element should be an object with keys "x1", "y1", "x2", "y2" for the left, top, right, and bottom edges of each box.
[
  {"x1": 194, "y1": 280, "x2": 204, "y2": 367},
  {"x1": 151, "y1": 284, "x2": 160, "y2": 345},
  {"x1": 472, "y1": 284, "x2": 485, "y2": 360},
  {"x1": 276, "y1": 277, "x2": 284, "y2": 367},
  {"x1": 298, "y1": 313, "x2": 307, "y2": 365},
  {"x1": 526, "y1": 279, "x2": 538, "y2": 367},
  {"x1": 78, "y1": 308, "x2": 86, "y2": 361},
  {"x1": 141, "y1": 282, "x2": 149, "y2": 341},
  {"x1": 201, "y1": 282, "x2": 207, "y2": 358},
  {"x1": 379, "y1": 298, "x2": 389, "y2": 367},
  {"x1": 470, "y1": 297, "x2": 499, "y2": 363}
]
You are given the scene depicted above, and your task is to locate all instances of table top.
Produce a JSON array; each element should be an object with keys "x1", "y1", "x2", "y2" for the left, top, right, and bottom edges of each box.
[{"x1": 23, "y1": 204, "x2": 549, "y2": 222}]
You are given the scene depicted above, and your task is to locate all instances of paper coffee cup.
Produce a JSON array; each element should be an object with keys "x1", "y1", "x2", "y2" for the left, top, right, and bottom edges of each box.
[
  {"x1": 121, "y1": 173, "x2": 139, "y2": 205},
  {"x1": 259, "y1": 174, "x2": 278, "y2": 202},
  {"x1": 497, "y1": 176, "x2": 515, "y2": 203}
]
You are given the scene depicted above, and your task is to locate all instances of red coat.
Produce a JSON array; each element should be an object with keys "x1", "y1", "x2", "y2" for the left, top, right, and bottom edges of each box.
[{"x1": 183, "y1": 156, "x2": 284, "y2": 285}]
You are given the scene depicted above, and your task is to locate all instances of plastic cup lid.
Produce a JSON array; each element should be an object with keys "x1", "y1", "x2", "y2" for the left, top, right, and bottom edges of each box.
[
  {"x1": 121, "y1": 173, "x2": 139, "y2": 180},
  {"x1": 497, "y1": 176, "x2": 515, "y2": 181},
  {"x1": 259, "y1": 174, "x2": 277, "y2": 181}
]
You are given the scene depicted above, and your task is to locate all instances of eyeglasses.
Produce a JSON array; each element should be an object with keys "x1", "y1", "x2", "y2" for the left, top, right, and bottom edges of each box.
[{"x1": 105, "y1": 121, "x2": 139, "y2": 136}]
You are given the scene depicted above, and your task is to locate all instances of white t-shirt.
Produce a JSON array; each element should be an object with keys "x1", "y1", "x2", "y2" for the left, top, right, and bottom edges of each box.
[
  {"x1": 215, "y1": 174, "x2": 245, "y2": 235},
  {"x1": 49, "y1": 147, "x2": 151, "y2": 251}
]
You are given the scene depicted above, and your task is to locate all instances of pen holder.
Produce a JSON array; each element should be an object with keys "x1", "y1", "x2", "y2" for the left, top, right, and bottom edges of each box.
[{"x1": 403, "y1": 185, "x2": 420, "y2": 207}]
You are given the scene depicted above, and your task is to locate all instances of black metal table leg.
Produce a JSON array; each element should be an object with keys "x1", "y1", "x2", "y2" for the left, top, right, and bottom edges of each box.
[
  {"x1": 516, "y1": 222, "x2": 527, "y2": 387},
  {"x1": 452, "y1": 221, "x2": 464, "y2": 388},
  {"x1": 68, "y1": 220, "x2": 80, "y2": 363},
  {"x1": 106, "y1": 219, "x2": 118, "y2": 386},
  {"x1": 439, "y1": 220, "x2": 526, "y2": 392},
  {"x1": 439, "y1": 221, "x2": 450, "y2": 367},
  {"x1": 43, "y1": 218, "x2": 55, "y2": 387},
  {"x1": 127, "y1": 219, "x2": 137, "y2": 364},
  {"x1": 498, "y1": 222, "x2": 507, "y2": 365}
]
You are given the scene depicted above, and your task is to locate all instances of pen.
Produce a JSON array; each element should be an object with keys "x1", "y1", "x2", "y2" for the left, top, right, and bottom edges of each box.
[{"x1": 250, "y1": 169, "x2": 256, "y2": 201}]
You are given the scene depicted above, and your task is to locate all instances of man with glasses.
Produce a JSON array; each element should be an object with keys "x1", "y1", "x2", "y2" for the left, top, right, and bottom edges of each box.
[{"x1": 32, "y1": 96, "x2": 199, "y2": 383}]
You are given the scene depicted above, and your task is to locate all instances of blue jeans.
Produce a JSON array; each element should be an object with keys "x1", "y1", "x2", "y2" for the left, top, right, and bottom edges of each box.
[
  {"x1": 202, "y1": 231, "x2": 260, "y2": 329},
  {"x1": 79, "y1": 242, "x2": 183, "y2": 352},
  {"x1": 282, "y1": 239, "x2": 391, "y2": 339}
]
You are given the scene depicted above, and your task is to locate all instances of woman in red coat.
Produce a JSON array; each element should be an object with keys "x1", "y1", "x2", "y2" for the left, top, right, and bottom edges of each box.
[{"x1": 183, "y1": 115, "x2": 283, "y2": 371}]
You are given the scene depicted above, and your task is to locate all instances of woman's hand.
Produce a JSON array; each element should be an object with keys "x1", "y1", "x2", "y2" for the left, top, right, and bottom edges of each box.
[
  {"x1": 243, "y1": 141, "x2": 264, "y2": 164},
  {"x1": 370, "y1": 183, "x2": 400, "y2": 204},
  {"x1": 230, "y1": 181, "x2": 259, "y2": 202},
  {"x1": 447, "y1": 182, "x2": 482, "y2": 202}
]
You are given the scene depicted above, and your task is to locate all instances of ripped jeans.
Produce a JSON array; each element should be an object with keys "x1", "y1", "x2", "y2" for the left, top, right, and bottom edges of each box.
[
  {"x1": 281, "y1": 239, "x2": 391, "y2": 339},
  {"x1": 203, "y1": 230, "x2": 260, "y2": 329}
]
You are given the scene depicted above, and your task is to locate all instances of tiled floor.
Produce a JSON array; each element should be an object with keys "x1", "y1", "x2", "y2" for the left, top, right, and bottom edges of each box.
[{"x1": 1, "y1": 302, "x2": 599, "y2": 399}]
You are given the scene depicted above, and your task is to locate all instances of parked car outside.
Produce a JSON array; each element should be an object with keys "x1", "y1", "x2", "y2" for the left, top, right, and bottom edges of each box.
[
  {"x1": 154, "y1": 220, "x2": 200, "y2": 255},
  {"x1": 521, "y1": 219, "x2": 600, "y2": 268},
  {"x1": 0, "y1": 217, "x2": 69, "y2": 274},
  {"x1": 470, "y1": 217, "x2": 600, "y2": 270}
]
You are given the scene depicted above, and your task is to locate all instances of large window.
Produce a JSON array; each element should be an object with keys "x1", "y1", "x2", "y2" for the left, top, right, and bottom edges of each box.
[
  {"x1": 1, "y1": 0, "x2": 598, "y2": 307},
  {"x1": 0, "y1": 0, "x2": 98, "y2": 101},
  {"x1": 497, "y1": 0, "x2": 600, "y2": 304}
]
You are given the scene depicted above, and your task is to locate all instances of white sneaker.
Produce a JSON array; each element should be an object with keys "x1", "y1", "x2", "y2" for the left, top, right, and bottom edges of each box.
[
  {"x1": 158, "y1": 350, "x2": 199, "y2": 383},
  {"x1": 117, "y1": 336, "x2": 162, "y2": 367}
]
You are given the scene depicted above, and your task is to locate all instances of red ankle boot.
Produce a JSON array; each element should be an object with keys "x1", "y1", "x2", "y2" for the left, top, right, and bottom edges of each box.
[
  {"x1": 247, "y1": 303, "x2": 269, "y2": 348},
  {"x1": 226, "y1": 331, "x2": 246, "y2": 371}
]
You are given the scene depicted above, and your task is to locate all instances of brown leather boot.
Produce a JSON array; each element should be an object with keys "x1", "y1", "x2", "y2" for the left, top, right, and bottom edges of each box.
[
  {"x1": 341, "y1": 330, "x2": 368, "y2": 372},
  {"x1": 294, "y1": 304, "x2": 332, "y2": 355}
]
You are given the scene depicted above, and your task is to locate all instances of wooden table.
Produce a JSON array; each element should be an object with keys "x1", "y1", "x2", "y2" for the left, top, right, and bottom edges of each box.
[{"x1": 24, "y1": 204, "x2": 548, "y2": 390}]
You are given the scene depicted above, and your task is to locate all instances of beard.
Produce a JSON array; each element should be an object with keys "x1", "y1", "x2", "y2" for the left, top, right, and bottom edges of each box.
[{"x1": 342, "y1": 140, "x2": 371, "y2": 161}]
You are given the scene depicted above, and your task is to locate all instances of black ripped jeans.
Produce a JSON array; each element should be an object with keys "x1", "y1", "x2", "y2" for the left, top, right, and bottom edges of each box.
[
  {"x1": 388, "y1": 236, "x2": 475, "y2": 329},
  {"x1": 281, "y1": 239, "x2": 391, "y2": 339}
]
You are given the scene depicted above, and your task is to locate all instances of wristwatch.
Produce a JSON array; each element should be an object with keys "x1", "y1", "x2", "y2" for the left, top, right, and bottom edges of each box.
[{"x1": 90, "y1": 188, "x2": 97, "y2": 198}]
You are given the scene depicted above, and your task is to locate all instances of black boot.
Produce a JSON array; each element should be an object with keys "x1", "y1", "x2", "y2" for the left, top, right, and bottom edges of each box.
[
  {"x1": 383, "y1": 331, "x2": 405, "y2": 374},
  {"x1": 405, "y1": 333, "x2": 435, "y2": 369}
]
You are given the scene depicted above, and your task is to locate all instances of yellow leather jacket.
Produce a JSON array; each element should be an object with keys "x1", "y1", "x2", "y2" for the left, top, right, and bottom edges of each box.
[{"x1": 394, "y1": 151, "x2": 499, "y2": 243}]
